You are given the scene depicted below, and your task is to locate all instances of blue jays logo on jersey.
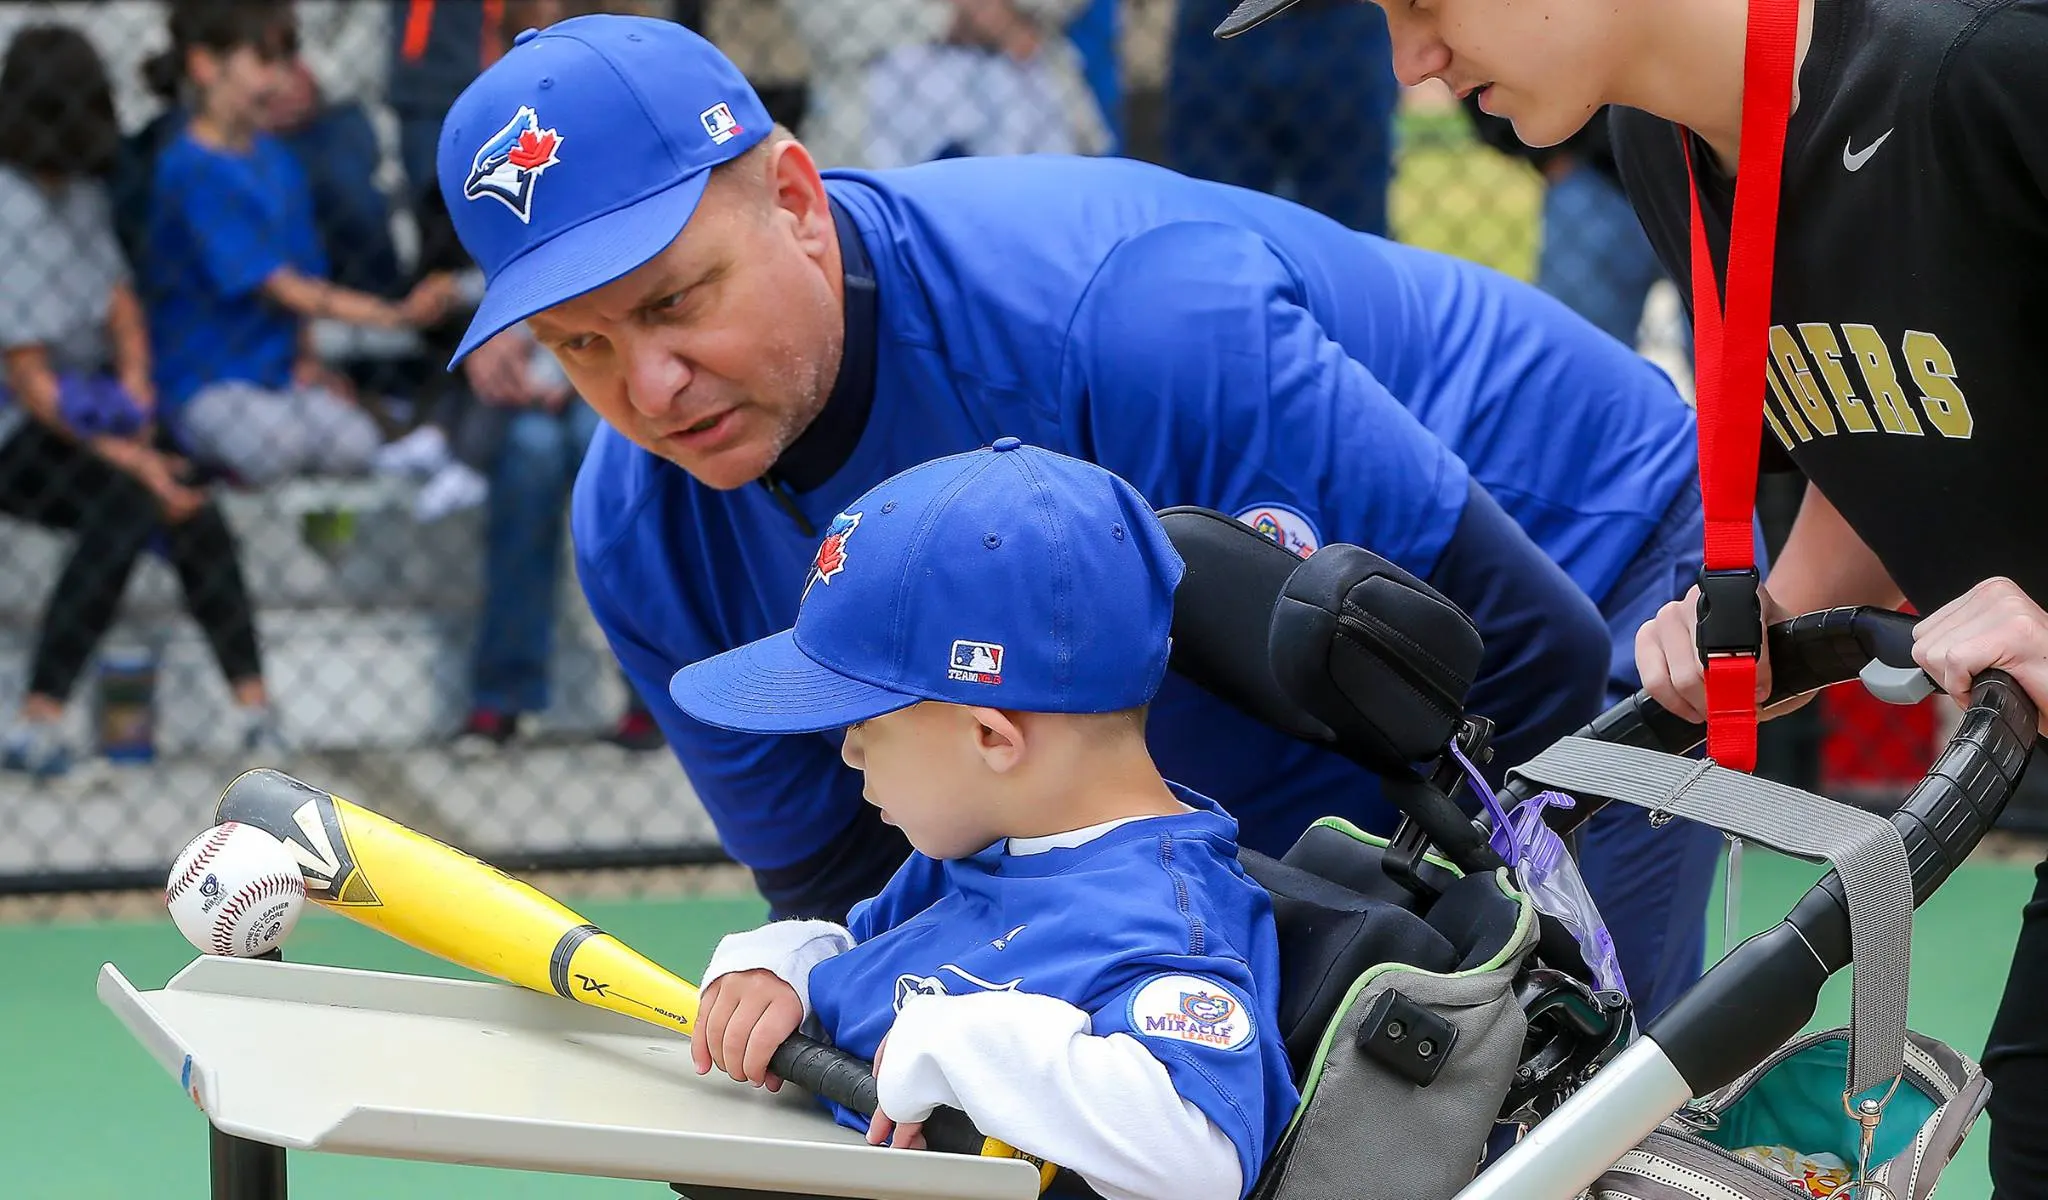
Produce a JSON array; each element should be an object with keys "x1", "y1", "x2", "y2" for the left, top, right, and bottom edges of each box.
[
  {"x1": 892, "y1": 964, "x2": 1023, "y2": 1011},
  {"x1": 464, "y1": 106, "x2": 564, "y2": 224},
  {"x1": 802, "y1": 512, "x2": 861, "y2": 602}
]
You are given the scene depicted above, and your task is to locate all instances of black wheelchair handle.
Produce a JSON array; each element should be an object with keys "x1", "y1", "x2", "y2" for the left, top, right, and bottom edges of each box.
[
  {"x1": 1494, "y1": 605, "x2": 2039, "y2": 1098},
  {"x1": 1497, "y1": 606, "x2": 1923, "y2": 827}
]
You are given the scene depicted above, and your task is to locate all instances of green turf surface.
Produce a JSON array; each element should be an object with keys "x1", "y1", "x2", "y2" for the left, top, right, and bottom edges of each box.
[{"x1": 10, "y1": 849, "x2": 2033, "y2": 1198}]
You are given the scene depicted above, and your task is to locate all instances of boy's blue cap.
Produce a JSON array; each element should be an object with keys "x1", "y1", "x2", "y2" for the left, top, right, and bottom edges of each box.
[
  {"x1": 435, "y1": 14, "x2": 772, "y2": 366},
  {"x1": 669, "y1": 440, "x2": 1187, "y2": 735}
]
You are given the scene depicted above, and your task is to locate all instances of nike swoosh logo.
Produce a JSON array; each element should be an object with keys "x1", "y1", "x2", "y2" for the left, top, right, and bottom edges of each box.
[
  {"x1": 992, "y1": 924, "x2": 1027, "y2": 950},
  {"x1": 1843, "y1": 129, "x2": 1893, "y2": 172}
]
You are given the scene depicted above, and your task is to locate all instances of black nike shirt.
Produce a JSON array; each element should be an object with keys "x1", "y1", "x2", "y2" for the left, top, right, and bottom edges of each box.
[{"x1": 1611, "y1": 0, "x2": 2048, "y2": 613}]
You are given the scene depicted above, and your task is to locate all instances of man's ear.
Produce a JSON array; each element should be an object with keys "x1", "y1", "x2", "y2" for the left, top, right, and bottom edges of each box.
[
  {"x1": 766, "y1": 138, "x2": 833, "y2": 255},
  {"x1": 968, "y1": 707, "x2": 1026, "y2": 774}
]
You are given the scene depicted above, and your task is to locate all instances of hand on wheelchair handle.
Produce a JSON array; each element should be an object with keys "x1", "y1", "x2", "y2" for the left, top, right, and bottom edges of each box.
[
  {"x1": 1634, "y1": 582, "x2": 1816, "y2": 725},
  {"x1": 1910, "y1": 576, "x2": 2048, "y2": 735}
]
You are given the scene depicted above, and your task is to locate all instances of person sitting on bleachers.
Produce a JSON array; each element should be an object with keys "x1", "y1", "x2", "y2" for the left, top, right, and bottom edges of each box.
[
  {"x1": 137, "y1": 0, "x2": 456, "y2": 488},
  {"x1": 0, "y1": 22, "x2": 283, "y2": 778}
]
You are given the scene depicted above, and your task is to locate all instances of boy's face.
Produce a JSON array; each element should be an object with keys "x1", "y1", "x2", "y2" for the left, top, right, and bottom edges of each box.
[{"x1": 840, "y1": 702, "x2": 1008, "y2": 860}]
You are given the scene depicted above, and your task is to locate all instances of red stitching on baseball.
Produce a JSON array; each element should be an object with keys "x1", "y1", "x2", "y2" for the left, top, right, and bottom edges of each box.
[
  {"x1": 209, "y1": 872, "x2": 302, "y2": 956},
  {"x1": 167, "y1": 825, "x2": 238, "y2": 904}
]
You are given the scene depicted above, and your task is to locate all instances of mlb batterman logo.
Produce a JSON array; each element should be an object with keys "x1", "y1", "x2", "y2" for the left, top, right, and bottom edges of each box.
[
  {"x1": 700, "y1": 102, "x2": 743, "y2": 145},
  {"x1": 1129, "y1": 974, "x2": 1254, "y2": 1051},
  {"x1": 802, "y1": 512, "x2": 861, "y2": 601},
  {"x1": 464, "y1": 106, "x2": 564, "y2": 224},
  {"x1": 948, "y1": 640, "x2": 1005, "y2": 685}
]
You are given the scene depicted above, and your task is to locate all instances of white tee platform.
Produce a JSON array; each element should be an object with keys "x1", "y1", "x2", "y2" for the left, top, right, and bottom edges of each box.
[{"x1": 99, "y1": 955, "x2": 1044, "y2": 1200}]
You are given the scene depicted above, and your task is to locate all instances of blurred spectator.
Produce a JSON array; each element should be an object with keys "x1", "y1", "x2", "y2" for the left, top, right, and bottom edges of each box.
[
  {"x1": 136, "y1": 0, "x2": 456, "y2": 487},
  {"x1": 1164, "y1": 0, "x2": 1399, "y2": 236},
  {"x1": 783, "y1": 0, "x2": 1111, "y2": 168},
  {"x1": 1462, "y1": 99, "x2": 1681, "y2": 353},
  {"x1": 696, "y1": 0, "x2": 811, "y2": 132},
  {"x1": 1067, "y1": 0, "x2": 1122, "y2": 153},
  {"x1": 381, "y1": 0, "x2": 664, "y2": 753},
  {"x1": 0, "y1": 23, "x2": 279, "y2": 778}
]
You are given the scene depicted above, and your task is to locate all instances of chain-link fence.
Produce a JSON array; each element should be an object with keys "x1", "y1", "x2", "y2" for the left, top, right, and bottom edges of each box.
[{"x1": 0, "y1": 0, "x2": 2034, "y2": 906}]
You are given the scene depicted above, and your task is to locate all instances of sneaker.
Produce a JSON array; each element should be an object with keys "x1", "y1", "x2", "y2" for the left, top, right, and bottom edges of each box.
[
  {"x1": 603, "y1": 708, "x2": 666, "y2": 753},
  {"x1": 1, "y1": 722, "x2": 72, "y2": 780},
  {"x1": 371, "y1": 425, "x2": 453, "y2": 479},
  {"x1": 413, "y1": 461, "x2": 489, "y2": 523},
  {"x1": 240, "y1": 707, "x2": 290, "y2": 759},
  {"x1": 452, "y1": 709, "x2": 527, "y2": 756}
]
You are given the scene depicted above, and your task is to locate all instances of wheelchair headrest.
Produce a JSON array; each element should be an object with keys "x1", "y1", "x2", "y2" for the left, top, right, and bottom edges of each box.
[{"x1": 1160, "y1": 507, "x2": 1485, "y2": 777}]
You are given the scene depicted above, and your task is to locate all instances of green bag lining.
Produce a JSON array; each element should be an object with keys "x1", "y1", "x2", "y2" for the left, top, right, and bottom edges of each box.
[
  {"x1": 1277, "y1": 864, "x2": 1536, "y2": 1141},
  {"x1": 1700, "y1": 1037, "x2": 1938, "y2": 1166}
]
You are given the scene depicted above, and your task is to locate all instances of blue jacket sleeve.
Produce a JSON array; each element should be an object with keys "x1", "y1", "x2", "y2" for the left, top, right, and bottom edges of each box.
[
  {"x1": 1057, "y1": 220, "x2": 1609, "y2": 773},
  {"x1": 1056, "y1": 221, "x2": 1470, "y2": 579}
]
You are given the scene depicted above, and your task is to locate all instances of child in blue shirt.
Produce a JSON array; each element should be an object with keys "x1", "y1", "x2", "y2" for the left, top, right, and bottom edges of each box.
[
  {"x1": 670, "y1": 441, "x2": 1299, "y2": 1200},
  {"x1": 139, "y1": 1, "x2": 454, "y2": 485}
]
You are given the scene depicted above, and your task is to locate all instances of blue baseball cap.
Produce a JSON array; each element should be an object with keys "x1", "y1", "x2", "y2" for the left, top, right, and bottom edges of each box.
[
  {"x1": 434, "y1": 14, "x2": 773, "y2": 366},
  {"x1": 668, "y1": 439, "x2": 1187, "y2": 735}
]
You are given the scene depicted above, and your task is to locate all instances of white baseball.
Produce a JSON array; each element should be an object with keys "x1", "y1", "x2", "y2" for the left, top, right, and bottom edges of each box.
[{"x1": 165, "y1": 821, "x2": 306, "y2": 958}]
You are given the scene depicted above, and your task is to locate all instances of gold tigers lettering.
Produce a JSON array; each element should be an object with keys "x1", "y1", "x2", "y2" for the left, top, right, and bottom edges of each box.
[{"x1": 1759, "y1": 325, "x2": 1971, "y2": 450}]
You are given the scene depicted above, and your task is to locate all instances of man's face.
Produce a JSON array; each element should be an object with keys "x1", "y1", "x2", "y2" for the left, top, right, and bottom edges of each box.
[
  {"x1": 523, "y1": 143, "x2": 845, "y2": 490},
  {"x1": 1369, "y1": 0, "x2": 1618, "y2": 148}
]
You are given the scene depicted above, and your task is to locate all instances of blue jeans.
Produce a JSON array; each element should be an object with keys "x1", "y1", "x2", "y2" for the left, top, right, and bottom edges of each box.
[
  {"x1": 1574, "y1": 477, "x2": 1769, "y2": 1024},
  {"x1": 1538, "y1": 163, "x2": 1680, "y2": 351},
  {"x1": 471, "y1": 405, "x2": 601, "y2": 714}
]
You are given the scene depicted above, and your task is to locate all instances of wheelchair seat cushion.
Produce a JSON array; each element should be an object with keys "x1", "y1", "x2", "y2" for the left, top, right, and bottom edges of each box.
[{"x1": 1239, "y1": 849, "x2": 1459, "y2": 1077}]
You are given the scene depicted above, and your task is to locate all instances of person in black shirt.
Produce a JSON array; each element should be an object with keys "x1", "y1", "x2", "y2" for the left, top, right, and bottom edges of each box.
[{"x1": 1213, "y1": 0, "x2": 2048, "y2": 1191}]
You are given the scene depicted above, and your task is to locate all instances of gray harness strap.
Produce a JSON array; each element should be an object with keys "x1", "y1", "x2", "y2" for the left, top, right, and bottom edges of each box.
[{"x1": 1511, "y1": 736, "x2": 1913, "y2": 1097}]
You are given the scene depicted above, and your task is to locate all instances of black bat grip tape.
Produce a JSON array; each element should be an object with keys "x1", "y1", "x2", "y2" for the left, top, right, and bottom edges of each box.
[{"x1": 768, "y1": 1035, "x2": 993, "y2": 1157}]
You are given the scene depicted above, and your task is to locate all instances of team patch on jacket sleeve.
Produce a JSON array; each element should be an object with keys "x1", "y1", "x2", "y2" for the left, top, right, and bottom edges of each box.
[
  {"x1": 1233, "y1": 503, "x2": 1321, "y2": 559},
  {"x1": 1125, "y1": 973, "x2": 1256, "y2": 1051}
]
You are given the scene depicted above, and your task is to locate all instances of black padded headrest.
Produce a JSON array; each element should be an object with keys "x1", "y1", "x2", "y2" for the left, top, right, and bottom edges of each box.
[
  {"x1": 1160, "y1": 507, "x2": 1330, "y2": 742},
  {"x1": 1160, "y1": 507, "x2": 1484, "y2": 777},
  {"x1": 1270, "y1": 541, "x2": 1484, "y2": 776}
]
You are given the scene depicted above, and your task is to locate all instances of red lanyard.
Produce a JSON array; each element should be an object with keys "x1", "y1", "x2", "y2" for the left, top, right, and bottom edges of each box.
[{"x1": 1684, "y1": 0, "x2": 1801, "y2": 773}]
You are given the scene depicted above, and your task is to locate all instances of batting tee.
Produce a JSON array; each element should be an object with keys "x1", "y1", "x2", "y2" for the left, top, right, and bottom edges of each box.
[{"x1": 100, "y1": 955, "x2": 1046, "y2": 1200}]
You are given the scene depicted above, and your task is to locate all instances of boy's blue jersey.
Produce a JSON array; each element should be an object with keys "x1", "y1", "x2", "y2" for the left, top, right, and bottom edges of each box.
[
  {"x1": 144, "y1": 130, "x2": 326, "y2": 413},
  {"x1": 573, "y1": 154, "x2": 1697, "y2": 879},
  {"x1": 809, "y1": 789, "x2": 1297, "y2": 1192}
]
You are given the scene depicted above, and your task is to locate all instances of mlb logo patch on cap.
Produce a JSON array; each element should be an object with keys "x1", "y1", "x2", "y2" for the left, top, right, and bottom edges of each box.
[
  {"x1": 464, "y1": 106, "x2": 564, "y2": 224},
  {"x1": 948, "y1": 640, "x2": 1005, "y2": 686},
  {"x1": 700, "y1": 102, "x2": 743, "y2": 145}
]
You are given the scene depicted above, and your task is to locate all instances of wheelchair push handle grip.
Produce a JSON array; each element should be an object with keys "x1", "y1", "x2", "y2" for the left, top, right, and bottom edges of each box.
[{"x1": 1509, "y1": 606, "x2": 1924, "y2": 829}]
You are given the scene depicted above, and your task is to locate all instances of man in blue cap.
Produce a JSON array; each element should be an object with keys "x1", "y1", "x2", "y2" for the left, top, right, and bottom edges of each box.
[
  {"x1": 435, "y1": 14, "x2": 1723, "y2": 1020},
  {"x1": 672, "y1": 440, "x2": 1296, "y2": 1200}
]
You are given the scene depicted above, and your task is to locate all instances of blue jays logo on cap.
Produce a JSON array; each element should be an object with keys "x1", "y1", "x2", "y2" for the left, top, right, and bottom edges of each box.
[
  {"x1": 803, "y1": 512, "x2": 861, "y2": 601},
  {"x1": 464, "y1": 106, "x2": 564, "y2": 224}
]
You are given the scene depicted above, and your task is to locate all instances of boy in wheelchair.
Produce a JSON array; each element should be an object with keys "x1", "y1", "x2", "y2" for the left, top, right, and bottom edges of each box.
[{"x1": 669, "y1": 440, "x2": 1300, "y2": 1200}]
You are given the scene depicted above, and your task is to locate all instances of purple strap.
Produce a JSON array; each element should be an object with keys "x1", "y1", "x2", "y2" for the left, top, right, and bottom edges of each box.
[{"x1": 1447, "y1": 742, "x2": 1576, "y2": 869}]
